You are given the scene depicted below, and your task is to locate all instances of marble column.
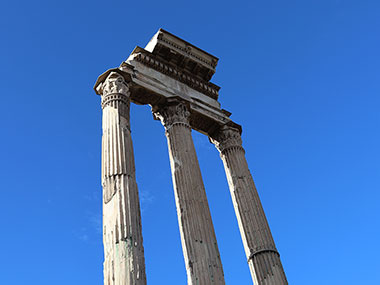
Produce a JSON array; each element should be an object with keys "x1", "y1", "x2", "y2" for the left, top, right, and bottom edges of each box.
[
  {"x1": 99, "y1": 72, "x2": 147, "y2": 285},
  {"x1": 153, "y1": 99, "x2": 225, "y2": 285},
  {"x1": 211, "y1": 126, "x2": 287, "y2": 285}
]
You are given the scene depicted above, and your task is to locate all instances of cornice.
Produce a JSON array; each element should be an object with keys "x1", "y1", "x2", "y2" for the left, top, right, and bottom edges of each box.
[
  {"x1": 145, "y1": 28, "x2": 218, "y2": 81},
  {"x1": 156, "y1": 30, "x2": 218, "y2": 69},
  {"x1": 132, "y1": 49, "x2": 220, "y2": 100}
]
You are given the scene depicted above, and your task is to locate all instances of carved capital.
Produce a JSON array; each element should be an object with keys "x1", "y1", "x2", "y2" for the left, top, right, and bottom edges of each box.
[
  {"x1": 100, "y1": 71, "x2": 130, "y2": 96},
  {"x1": 99, "y1": 72, "x2": 131, "y2": 111},
  {"x1": 153, "y1": 100, "x2": 191, "y2": 131},
  {"x1": 210, "y1": 125, "x2": 244, "y2": 153}
]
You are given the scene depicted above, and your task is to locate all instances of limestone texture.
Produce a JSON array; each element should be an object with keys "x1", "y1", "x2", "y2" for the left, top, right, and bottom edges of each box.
[
  {"x1": 211, "y1": 126, "x2": 288, "y2": 285},
  {"x1": 100, "y1": 72, "x2": 147, "y2": 285},
  {"x1": 153, "y1": 100, "x2": 225, "y2": 285}
]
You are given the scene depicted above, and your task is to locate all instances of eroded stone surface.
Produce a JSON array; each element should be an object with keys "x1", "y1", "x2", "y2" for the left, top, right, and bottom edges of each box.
[
  {"x1": 211, "y1": 126, "x2": 288, "y2": 284},
  {"x1": 99, "y1": 72, "x2": 147, "y2": 285},
  {"x1": 153, "y1": 99, "x2": 225, "y2": 285}
]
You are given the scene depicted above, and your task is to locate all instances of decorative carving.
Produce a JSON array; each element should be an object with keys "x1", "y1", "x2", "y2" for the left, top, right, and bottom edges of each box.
[
  {"x1": 211, "y1": 125, "x2": 244, "y2": 153},
  {"x1": 100, "y1": 72, "x2": 131, "y2": 121},
  {"x1": 100, "y1": 71, "x2": 130, "y2": 97},
  {"x1": 158, "y1": 34, "x2": 217, "y2": 69},
  {"x1": 134, "y1": 52, "x2": 219, "y2": 99},
  {"x1": 153, "y1": 101, "x2": 191, "y2": 131},
  {"x1": 101, "y1": 93, "x2": 130, "y2": 109}
]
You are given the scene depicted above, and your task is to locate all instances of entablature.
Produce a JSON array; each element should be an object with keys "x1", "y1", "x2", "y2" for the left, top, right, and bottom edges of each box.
[
  {"x1": 128, "y1": 47, "x2": 220, "y2": 100},
  {"x1": 94, "y1": 29, "x2": 242, "y2": 137},
  {"x1": 145, "y1": 29, "x2": 218, "y2": 82}
]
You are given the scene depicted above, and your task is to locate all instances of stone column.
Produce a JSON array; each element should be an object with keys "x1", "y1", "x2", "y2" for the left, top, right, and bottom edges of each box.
[
  {"x1": 153, "y1": 99, "x2": 225, "y2": 285},
  {"x1": 99, "y1": 72, "x2": 146, "y2": 285},
  {"x1": 211, "y1": 126, "x2": 287, "y2": 285}
]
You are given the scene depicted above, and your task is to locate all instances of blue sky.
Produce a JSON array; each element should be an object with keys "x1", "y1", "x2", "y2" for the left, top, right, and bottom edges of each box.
[{"x1": 1, "y1": 0, "x2": 379, "y2": 284}]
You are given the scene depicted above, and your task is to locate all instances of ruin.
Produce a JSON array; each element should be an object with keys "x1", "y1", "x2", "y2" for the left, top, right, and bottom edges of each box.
[{"x1": 94, "y1": 29, "x2": 288, "y2": 285}]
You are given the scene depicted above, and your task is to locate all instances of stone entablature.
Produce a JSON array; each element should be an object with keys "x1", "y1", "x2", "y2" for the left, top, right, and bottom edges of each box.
[
  {"x1": 94, "y1": 65, "x2": 241, "y2": 137},
  {"x1": 130, "y1": 47, "x2": 220, "y2": 100},
  {"x1": 145, "y1": 29, "x2": 218, "y2": 81},
  {"x1": 94, "y1": 29, "x2": 241, "y2": 137}
]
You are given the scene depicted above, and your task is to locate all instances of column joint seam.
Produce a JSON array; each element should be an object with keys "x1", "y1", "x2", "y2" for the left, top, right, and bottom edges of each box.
[{"x1": 247, "y1": 248, "x2": 280, "y2": 263}]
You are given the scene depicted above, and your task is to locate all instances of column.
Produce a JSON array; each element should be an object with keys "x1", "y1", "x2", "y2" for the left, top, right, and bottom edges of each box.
[
  {"x1": 153, "y1": 99, "x2": 225, "y2": 285},
  {"x1": 99, "y1": 72, "x2": 147, "y2": 285},
  {"x1": 211, "y1": 126, "x2": 287, "y2": 285}
]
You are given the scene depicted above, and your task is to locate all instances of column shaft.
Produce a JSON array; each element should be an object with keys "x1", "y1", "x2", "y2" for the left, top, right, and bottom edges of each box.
[
  {"x1": 100, "y1": 72, "x2": 146, "y2": 285},
  {"x1": 154, "y1": 101, "x2": 225, "y2": 285},
  {"x1": 212, "y1": 126, "x2": 287, "y2": 285}
]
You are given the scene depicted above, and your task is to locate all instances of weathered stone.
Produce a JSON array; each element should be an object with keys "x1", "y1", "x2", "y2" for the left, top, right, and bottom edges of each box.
[
  {"x1": 153, "y1": 99, "x2": 225, "y2": 285},
  {"x1": 210, "y1": 126, "x2": 288, "y2": 285},
  {"x1": 94, "y1": 30, "x2": 241, "y2": 137},
  {"x1": 145, "y1": 29, "x2": 219, "y2": 82},
  {"x1": 98, "y1": 72, "x2": 147, "y2": 285}
]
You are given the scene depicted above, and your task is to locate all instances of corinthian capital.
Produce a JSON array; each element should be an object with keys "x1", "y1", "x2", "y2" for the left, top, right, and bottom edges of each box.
[
  {"x1": 153, "y1": 100, "x2": 191, "y2": 130},
  {"x1": 210, "y1": 125, "x2": 243, "y2": 153},
  {"x1": 99, "y1": 71, "x2": 130, "y2": 97}
]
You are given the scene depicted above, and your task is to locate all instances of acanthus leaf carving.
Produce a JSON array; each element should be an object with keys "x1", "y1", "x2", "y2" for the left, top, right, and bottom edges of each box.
[
  {"x1": 153, "y1": 101, "x2": 191, "y2": 131},
  {"x1": 211, "y1": 125, "x2": 244, "y2": 153},
  {"x1": 100, "y1": 71, "x2": 130, "y2": 97}
]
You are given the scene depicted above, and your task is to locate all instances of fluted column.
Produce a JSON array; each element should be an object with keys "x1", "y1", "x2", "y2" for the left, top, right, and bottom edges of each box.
[
  {"x1": 153, "y1": 100, "x2": 225, "y2": 285},
  {"x1": 99, "y1": 72, "x2": 146, "y2": 285},
  {"x1": 211, "y1": 126, "x2": 287, "y2": 285}
]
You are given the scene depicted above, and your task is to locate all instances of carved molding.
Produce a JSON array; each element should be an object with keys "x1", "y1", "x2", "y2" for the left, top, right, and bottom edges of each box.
[
  {"x1": 134, "y1": 52, "x2": 219, "y2": 100},
  {"x1": 153, "y1": 101, "x2": 191, "y2": 131},
  {"x1": 211, "y1": 125, "x2": 244, "y2": 154},
  {"x1": 156, "y1": 31, "x2": 218, "y2": 69},
  {"x1": 101, "y1": 93, "x2": 130, "y2": 110}
]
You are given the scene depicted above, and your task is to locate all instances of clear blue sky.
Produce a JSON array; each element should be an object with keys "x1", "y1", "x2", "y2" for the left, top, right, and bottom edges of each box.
[{"x1": 1, "y1": 0, "x2": 379, "y2": 284}]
